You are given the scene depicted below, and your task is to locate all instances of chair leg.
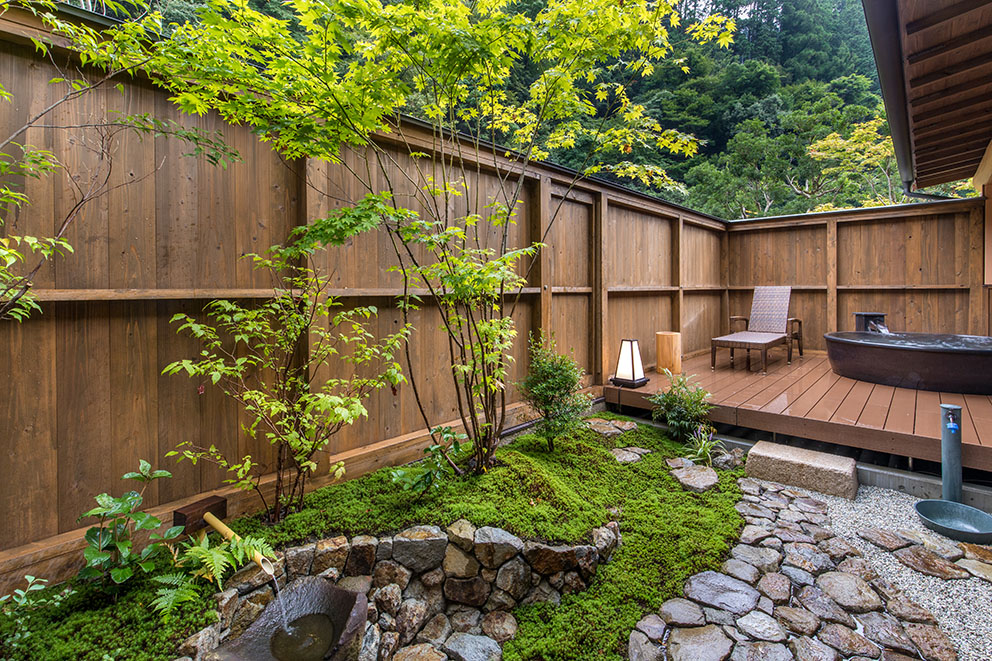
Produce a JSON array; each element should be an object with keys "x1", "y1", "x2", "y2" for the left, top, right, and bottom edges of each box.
[
  {"x1": 730, "y1": 348, "x2": 735, "y2": 365},
  {"x1": 745, "y1": 349, "x2": 750, "y2": 371},
  {"x1": 787, "y1": 339, "x2": 793, "y2": 365},
  {"x1": 761, "y1": 348, "x2": 768, "y2": 374},
  {"x1": 711, "y1": 344, "x2": 716, "y2": 371},
  {"x1": 798, "y1": 332, "x2": 804, "y2": 357}
]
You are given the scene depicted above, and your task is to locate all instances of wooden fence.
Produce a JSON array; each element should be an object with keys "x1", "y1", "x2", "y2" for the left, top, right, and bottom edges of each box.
[
  {"x1": 0, "y1": 14, "x2": 988, "y2": 591},
  {"x1": 727, "y1": 200, "x2": 987, "y2": 351},
  {"x1": 0, "y1": 25, "x2": 725, "y2": 589}
]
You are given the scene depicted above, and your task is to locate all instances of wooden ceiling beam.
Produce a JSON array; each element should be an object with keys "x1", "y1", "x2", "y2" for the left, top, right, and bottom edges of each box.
[
  {"x1": 911, "y1": 78, "x2": 992, "y2": 106},
  {"x1": 913, "y1": 99, "x2": 992, "y2": 132},
  {"x1": 915, "y1": 162, "x2": 981, "y2": 181},
  {"x1": 915, "y1": 121, "x2": 992, "y2": 150},
  {"x1": 909, "y1": 51, "x2": 992, "y2": 89},
  {"x1": 907, "y1": 24, "x2": 992, "y2": 64},
  {"x1": 917, "y1": 138, "x2": 992, "y2": 160},
  {"x1": 911, "y1": 90, "x2": 992, "y2": 122},
  {"x1": 917, "y1": 147, "x2": 989, "y2": 170},
  {"x1": 906, "y1": 0, "x2": 988, "y2": 35},
  {"x1": 914, "y1": 112, "x2": 992, "y2": 139}
]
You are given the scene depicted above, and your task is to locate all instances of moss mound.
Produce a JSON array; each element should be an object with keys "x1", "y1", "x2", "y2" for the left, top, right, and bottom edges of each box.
[{"x1": 233, "y1": 416, "x2": 743, "y2": 660}]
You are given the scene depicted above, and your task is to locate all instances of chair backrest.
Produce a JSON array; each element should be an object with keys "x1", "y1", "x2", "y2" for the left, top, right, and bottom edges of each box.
[{"x1": 749, "y1": 286, "x2": 791, "y2": 333}]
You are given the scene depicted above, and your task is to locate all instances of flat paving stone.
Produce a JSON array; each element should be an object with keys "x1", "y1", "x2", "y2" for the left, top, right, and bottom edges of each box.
[
  {"x1": 790, "y1": 635, "x2": 840, "y2": 661},
  {"x1": 667, "y1": 625, "x2": 733, "y2": 661},
  {"x1": 858, "y1": 528, "x2": 911, "y2": 552},
  {"x1": 856, "y1": 612, "x2": 918, "y2": 656},
  {"x1": 672, "y1": 465, "x2": 719, "y2": 493},
  {"x1": 796, "y1": 585, "x2": 855, "y2": 628},
  {"x1": 731, "y1": 544, "x2": 782, "y2": 573},
  {"x1": 816, "y1": 623, "x2": 880, "y2": 658},
  {"x1": 736, "y1": 610, "x2": 787, "y2": 642},
  {"x1": 722, "y1": 558, "x2": 761, "y2": 585},
  {"x1": 684, "y1": 571, "x2": 760, "y2": 615},
  {"x1": 892, "y1": 545, "x2": 970, "y2": 580},
  {"x1": 902, "y1": 623, "x2": 957, "y2": 661},
  {"x1": 958, "y1": 542, "x2": 992, "y2": 564},
  {"x1": 757, "y1": 572, "x2": 791, "y2": 604},
  {"x1": 731, "y1": 641, "x2": 794, "y2": 661},
  {"x1": 658, "y1": 598, "x2": 705, "y2": 627},
  {"x1": 815, "y1": 571, "x2": 882, "y2": 613},
  {"x1": 954, "y1": 558, "x2": 992, "y2": 582},
  {"x1": 775, "y1": 606, "x2": 821, "y2": 636}
]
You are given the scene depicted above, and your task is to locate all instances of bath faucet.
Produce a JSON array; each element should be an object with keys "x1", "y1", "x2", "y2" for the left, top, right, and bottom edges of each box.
[{"x1": 867, "y1": 321, "x2": 890, "y2": 334}]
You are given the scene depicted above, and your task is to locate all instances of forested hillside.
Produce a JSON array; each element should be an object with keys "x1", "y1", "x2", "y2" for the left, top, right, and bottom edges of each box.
[
  {"x1": 136, "y1": 0, "x2": 974, "y2": 219},
  {"x1": 550, "y1": 0, "x2": 972, "y2": 218}
]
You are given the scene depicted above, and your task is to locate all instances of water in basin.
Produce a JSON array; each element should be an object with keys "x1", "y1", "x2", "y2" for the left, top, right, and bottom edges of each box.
[{"x1": 269, "y1": 613, "x2": 336, "y2": 661}]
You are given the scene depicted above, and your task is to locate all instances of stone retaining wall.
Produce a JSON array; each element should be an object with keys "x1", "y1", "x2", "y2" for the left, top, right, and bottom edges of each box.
[{"x1": 178, "y1": 519, "x2": 621, "y2": 660}]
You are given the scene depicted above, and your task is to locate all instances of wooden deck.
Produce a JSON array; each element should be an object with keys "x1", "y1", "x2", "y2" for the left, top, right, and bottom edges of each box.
[{"x1": 604, "y1": 352, "x2": 992, "y2": 472}]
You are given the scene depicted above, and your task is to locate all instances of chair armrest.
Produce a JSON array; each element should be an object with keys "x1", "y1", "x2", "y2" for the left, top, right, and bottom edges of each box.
[
  {"x1": 730, "y1": 315, "x2": 749, "y2": 331},
  {"x1": 788, "y1": 317, "x2": 802, "y2": 335}
]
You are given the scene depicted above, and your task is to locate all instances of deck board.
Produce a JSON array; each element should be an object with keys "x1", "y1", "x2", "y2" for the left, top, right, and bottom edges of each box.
[{"x1": 604, "y1": 352, "x2": 992, "y2": 471}]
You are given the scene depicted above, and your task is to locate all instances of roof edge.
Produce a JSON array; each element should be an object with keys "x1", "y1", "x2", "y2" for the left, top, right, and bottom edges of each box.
[{"x1": 862, "y1": 0, "x2": 915, "y2": 189}]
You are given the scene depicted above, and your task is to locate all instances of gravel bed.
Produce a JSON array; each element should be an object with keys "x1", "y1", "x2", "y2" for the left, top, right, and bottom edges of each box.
[{"x1": 765, "y1": 481, "x2": 992, "y2": 661}]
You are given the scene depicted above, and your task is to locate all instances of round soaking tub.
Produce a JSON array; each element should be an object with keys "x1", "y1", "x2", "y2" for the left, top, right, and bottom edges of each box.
[{"x1": 824, "y1": 331, "x2": 992, "y2": 394}]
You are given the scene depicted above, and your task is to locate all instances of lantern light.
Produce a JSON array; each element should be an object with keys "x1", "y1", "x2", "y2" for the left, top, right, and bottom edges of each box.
[{"x1": 610, "y1": 338, "x2": 648, "y2": 388}]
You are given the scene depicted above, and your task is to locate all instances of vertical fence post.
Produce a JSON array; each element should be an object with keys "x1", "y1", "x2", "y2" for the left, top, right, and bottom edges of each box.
[
  {"x1": 593, "y1": 192, "x2": 609, "y2": 384},
  {"x1": 530, "y1": 176, "x2": 552, "y2": 341},
  {"x1": 827, "y1": 218, "x2": 838, "y2": 332},
  {"x1": 673, "y1": 215, "x2": 683, "y2": 336},
  {"x1": 721, "y1": 229, "x2": 730, "y2": 335}
]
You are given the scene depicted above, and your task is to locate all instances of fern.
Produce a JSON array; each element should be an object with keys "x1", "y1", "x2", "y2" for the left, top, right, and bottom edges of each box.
[
  {"x1": 184, "y1": 543, "x2": 234, "y2": 588},
  {"x1": 150, "y1": 573, "x2": 199, "y2": 622}
]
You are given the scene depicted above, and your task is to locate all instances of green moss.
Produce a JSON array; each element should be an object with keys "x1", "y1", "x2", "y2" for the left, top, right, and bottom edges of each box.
[
  {"x1": 232, "y1": 415, "x2": 742, "y2": 661},
  {"x1": 0, "y1": 563, "x2": 216, "y2": 661}
]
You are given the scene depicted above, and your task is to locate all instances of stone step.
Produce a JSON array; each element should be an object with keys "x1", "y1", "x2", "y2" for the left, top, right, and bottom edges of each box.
[{"x1": 745, "y1": 441, "x2": 858, "y2": 499}]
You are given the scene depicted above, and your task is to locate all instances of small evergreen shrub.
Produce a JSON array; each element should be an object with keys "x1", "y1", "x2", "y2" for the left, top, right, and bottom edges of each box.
[
  {"x1": 518, "y1": 331, "x2": 593, "y2": 452},
  {"x1": 648, "y1": 369, "x2": 713, "y2": 444}
]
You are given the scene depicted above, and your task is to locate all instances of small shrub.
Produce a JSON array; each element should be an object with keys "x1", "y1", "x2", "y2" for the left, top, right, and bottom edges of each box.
[
  {"x1": 648, "y1": 369, "x2": 713, "y2": 444},
  {"x1": 518, "y1": 331, "x2": 593, "y2": 452},
  {"x1": 77, "y1": 461, "x2": 182, "y2": 591},
  {"x1": 0, "y1": 576, "x2": 73, "y2": 651},
  {"x1": 390, "y1": 426, "x2": 471, "y2": 496},
  {"x1": 683, "y1": 425, "x2": 725, "y2": 466}
]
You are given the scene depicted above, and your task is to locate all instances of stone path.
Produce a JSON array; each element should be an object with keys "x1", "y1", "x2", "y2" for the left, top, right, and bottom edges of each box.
[
  {"x1": 856, "y1": 528, "x2": 992, "y2": 584},
  {"x1": 627, "y1": 477, "x2": 960, "y2": 661}
]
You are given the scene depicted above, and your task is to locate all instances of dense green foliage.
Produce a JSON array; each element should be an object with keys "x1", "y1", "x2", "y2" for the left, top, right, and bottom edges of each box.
[
  {"x1": 0, "y1": 561, "x2": 216, "y2": 660},
  {"x1": 518, "y1": 332, "x2": 593, "y2": 451},
  {"x1": 231, "y1": 417, "x2": 742, "y2": 659},
  {"x1": 648, "y1": 369, "x2": 714, "y2": 444}
]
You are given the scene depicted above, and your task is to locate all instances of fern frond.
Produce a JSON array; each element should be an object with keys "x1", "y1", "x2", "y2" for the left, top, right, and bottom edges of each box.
[{"x1": 150, "y1": 574, "x2": 199, "y2": 622}]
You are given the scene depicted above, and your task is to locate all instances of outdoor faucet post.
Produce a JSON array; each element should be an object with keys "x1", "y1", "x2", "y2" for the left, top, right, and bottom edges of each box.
[{"x1": 940, "y1": 403, "x2": 962, "y2": 503}]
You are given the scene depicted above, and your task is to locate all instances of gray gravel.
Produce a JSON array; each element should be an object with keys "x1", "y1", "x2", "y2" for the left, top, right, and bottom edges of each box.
[{"x1": 763, "y1": 481, "x2": 992, "y2": 661}]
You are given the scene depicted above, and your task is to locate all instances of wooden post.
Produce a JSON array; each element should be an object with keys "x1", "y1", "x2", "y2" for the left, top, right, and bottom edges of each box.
[
  {"x1": 827, "y1": 219, "x2": 838, "y2": 332},
  {"x1": 969, "y1": 205, "x2": 986, "y2": 334},
  {"x1": 656, "y1": 331, "x2": 682, "y2": 374},
  {"x1": 531, "y1": 176, "x2": 552, "y2": 340},
  {"x1": 673, "y1": 215, "x2": 683, "y2": 335},
  {"x1": 593, "y1": 192, "x2": 609, "y2": 383},
  {"x1": 721, "y1": 230, "x2": 730, "y2": 335}
]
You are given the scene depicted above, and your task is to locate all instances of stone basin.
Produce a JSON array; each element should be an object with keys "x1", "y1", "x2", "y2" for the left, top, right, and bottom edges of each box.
[
  {"x1": 205, "y1": 576, "x2": 368, "y2": 661},
  {"x1": 915, "y1": 499, "x2": 992, "y2": 544}
]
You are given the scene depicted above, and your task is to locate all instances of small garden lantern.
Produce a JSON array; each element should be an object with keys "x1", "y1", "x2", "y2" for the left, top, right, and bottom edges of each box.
[{"x1": 610, "y1": 338, "x2": 648, "y2": 388}]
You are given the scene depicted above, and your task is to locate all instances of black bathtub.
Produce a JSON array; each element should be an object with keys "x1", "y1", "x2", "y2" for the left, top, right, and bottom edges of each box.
[{"x1": 824, "y1": 331, "x2": 992, "y2": 394}]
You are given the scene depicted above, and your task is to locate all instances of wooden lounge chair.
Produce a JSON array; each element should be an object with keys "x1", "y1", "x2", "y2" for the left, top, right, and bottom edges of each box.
[{"x1": 711, "y1": 286, "x2": 802, "y2": 374}]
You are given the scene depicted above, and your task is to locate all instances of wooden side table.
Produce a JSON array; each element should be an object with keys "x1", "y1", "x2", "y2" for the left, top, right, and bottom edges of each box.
[{"x1": 656, "y1": 331, "x2": 682, "y2": 374}]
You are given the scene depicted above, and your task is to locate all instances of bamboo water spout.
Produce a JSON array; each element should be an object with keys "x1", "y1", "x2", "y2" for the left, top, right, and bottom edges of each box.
[{"x1": 202, "y1": 511, "x2": 275, "y2": 576}]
